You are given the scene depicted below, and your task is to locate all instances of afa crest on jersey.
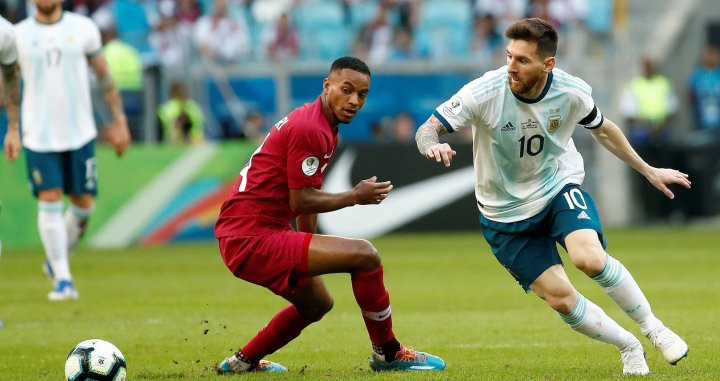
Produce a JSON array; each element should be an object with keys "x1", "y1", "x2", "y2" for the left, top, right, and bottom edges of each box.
[{"x1": 547, "y1": 108, "x2": 562, "y2": 132}]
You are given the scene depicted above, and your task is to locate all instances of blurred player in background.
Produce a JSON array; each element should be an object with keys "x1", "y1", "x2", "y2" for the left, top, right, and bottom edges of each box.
[
  {"x1": 214, "y1": 57, "x2": 445, "y2": 374},
  {"x1": 0, "y1": 12, "x2": 21, "y2": 331},
  {"x1": 15, "y1": 0, "x2": 130, "y2": 301},
  {"x1": 416, "y1": 18, "x2": 690, "y2": 375}
]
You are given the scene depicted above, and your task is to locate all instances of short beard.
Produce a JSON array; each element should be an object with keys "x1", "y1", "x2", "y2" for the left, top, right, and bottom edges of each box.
[{"x1": 508, "y1": 76, "x2": 540, "y2": 97}]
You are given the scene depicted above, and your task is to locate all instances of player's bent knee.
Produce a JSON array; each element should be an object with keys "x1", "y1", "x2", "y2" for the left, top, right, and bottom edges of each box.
[
  {"x1": 318, "y1": 297, "x2": 334, "y2": 317},
  {"x1": 570, "y1": 247, "x2": 606, "y2": 275},
  {"x1": 356, "y1": 240, "x2": 381, "y2": 270}
]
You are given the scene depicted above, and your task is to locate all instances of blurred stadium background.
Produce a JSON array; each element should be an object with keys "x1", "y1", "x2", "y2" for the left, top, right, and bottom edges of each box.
[
  {"x1": 1, "y1": 1, "x2": 720, "y2": 380},
  {"x1": 2, "y1": 0, "x2": 720, "y2": 249}
]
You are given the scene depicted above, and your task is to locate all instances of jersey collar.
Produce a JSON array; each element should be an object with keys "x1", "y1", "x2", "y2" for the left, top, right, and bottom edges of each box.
[{"x1": 512, "y1": 71, "x2": 553, "y2": 104}]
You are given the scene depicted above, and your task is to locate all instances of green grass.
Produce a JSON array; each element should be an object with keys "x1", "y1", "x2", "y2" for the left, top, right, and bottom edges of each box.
[{"x1": 0, "y1": 228, "x2": 718, "y2": 380}]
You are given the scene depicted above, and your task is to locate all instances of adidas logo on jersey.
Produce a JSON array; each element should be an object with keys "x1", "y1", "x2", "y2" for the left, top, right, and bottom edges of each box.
[
  {"x1": 501, "y1": 122, "x2": 515, "y2": 131},
  {"x1": 577, "y1": 211, "x2": 591, "y2": 220}
]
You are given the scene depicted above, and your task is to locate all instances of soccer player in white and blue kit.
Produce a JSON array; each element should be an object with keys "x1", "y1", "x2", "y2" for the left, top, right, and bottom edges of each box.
[
  {"x1": 15, "y1": 0, "x2": 130, "y2": 301},
  {"x1": 416, "y1": 18, "x2": 690, "y2": 375}
]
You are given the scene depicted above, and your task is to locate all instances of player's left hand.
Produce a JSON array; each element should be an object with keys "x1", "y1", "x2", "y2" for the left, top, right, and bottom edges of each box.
[
  {"x1": 3, "y1": 127, "x2": 21, "y2": 162},
  {"x1": 646, "y1": 167, "x2": 691, "y2": 199},
  {"x1": 104, "y1": 119, "x2": 131, "y2": 157},
  {"x1": 353, "y1": 176, "x2": 394, "y2": 205}
]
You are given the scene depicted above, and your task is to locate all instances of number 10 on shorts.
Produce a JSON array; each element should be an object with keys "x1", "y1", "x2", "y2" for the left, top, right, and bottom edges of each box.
[{"x1": 562, "y1": 188, "x2": 587, "y2": 210}]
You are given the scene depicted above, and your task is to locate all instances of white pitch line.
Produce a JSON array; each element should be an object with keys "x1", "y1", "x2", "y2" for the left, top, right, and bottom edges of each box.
[{"x1": 90, "y1": 143, "x2": 218, "y2": 248}]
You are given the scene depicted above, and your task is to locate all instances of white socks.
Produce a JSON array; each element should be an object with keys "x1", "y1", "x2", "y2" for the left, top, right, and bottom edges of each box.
[
  {"x1": 592, "y1": 255, "x2": 662, "y2": 334},
  {"x1": 559, "y1": 293, "x2": 637, "y2": 349},
  {"x1": 38, "y1": 201, "x2": 71, "y2": 281},
  {"x1": 65, "y1": 204, "x2": 92, "y2": 251}
]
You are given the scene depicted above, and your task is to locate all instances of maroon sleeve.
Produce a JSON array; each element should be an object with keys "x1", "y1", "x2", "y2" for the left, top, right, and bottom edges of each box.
[{"x1": 286, "y1": 124, "x2": 331, "y2": 189}]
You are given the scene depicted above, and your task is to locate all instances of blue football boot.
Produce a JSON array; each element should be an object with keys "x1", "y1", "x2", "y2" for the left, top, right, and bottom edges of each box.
[
  {"x1": 369, "y1": 346, "x2": 446, "y2": 371},
  {"x1": 216, "y1": 356, "x2": 287, "y2": 374}
]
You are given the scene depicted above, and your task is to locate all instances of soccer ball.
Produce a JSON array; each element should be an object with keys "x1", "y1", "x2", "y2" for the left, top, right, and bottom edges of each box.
[{"x1": 65, "y1": 339, "x2": 127, "y2": 381}]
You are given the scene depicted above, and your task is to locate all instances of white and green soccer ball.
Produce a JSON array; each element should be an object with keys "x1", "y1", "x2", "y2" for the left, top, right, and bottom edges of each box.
[{"x1": 65, "y1": 339, "x2": 127, "y2": 381}]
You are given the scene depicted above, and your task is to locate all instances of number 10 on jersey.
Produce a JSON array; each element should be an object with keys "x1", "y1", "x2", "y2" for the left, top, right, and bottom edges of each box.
[{"x1": 518, "y1": 134, "x2": 544, "y2": 158}]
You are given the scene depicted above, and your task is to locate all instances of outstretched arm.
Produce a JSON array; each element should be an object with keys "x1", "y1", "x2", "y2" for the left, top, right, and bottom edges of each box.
[
  {"x1": 89, "y1": 55, "x2": 130, "y2": 156},
  {"x1": 2, "y1": 62, "x2": 20, "y2": 162},
  {"x1": 415, "y1": 115, "x2": 456, "y2": 167},
  {"x1": 590, "y1": 118, "x2": 691, "y2": 199},
  {"x1": 289, "y1": 176, "x2": 393, "y2": 215}
]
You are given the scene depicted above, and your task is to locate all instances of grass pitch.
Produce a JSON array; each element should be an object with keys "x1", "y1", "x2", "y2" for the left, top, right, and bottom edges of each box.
[{"x1": 0, "y1": 228, "x2": 718, "y2": 380}]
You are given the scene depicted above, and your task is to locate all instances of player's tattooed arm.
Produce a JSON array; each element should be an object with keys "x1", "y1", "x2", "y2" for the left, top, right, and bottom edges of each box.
[
  {"x1": 1, "y1": 62, "x2": 20, "y2": 130},
  {"x1": 415, "y1": 115, "x2": 448, "y2": 155},
  {"x1": 89, "y1": 55, "x2": 125, "y2": 123},
  {"x1": 89, "y1": 55, "x2": 130, "y2": 156},
  {"x1": 415, "y1": 115, "x2": 456, "y2": 167},
  {"x1": 2, "y1": 62, "x2": 21, "y2": 162}
]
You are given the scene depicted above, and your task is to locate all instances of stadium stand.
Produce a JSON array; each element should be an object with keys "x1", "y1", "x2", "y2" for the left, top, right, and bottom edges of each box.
[{"x1": 2, "y1": 0, "x2": 720, "y2": 224}]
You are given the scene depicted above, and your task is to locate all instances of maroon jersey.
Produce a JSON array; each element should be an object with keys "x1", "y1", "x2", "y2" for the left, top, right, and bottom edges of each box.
[{"x1": 215, "y1": 96, "x2": 338, "y2": 237}]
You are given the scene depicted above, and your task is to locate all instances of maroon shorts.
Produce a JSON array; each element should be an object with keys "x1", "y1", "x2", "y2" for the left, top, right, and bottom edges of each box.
[{"x1": 218, "y1": 230, "x2": 313, "y2": 296}]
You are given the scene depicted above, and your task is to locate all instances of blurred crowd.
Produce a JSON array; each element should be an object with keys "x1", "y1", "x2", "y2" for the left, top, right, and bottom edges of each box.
[
  {"x1": 0, "y1": 0, "x2": 617, "y2": 70},
  {"x1": 0, "y1": 0, "x2": 620, "y2": 146}
]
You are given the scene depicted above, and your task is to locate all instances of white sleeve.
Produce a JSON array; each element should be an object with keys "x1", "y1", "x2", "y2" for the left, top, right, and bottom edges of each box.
[
  {"x1": 433, "y1": 84, "x2": 480, "y2": 133},
  {"x1": 84, "y1": 19, "x2": 103, "y2": 58},
  {"x1": 575, "y1": 81, "x2": 603, "y2": 129},
  {"x1": 579, "y1": 105, "x2": 603, "y2": 129}
]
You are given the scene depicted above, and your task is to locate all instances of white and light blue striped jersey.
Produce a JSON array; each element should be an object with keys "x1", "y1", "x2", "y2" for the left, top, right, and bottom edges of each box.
[
  {"x1": 0, "y1": 16, "x2": 17, "y2": 66},
  {"x1": 434, "y1": 66, "x2": 604, "y2": 222},
  {"x1": 16, "y1": 12, "x2": 102, "y2": 152}
]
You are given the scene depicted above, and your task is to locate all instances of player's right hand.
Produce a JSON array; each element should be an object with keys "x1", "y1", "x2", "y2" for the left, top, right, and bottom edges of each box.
[
  {"x1": 3, "y1": 128, "x2": 21, "y2": 163},
  {"x1": 425, "y1": 143, "x2": 456, "y2": 167},
  {"x1": 104, "y1": 120, "x2": 131, "y2": 157},
  {"x1": 353, "y1": 176, "x2": 393, "y2": 205}
]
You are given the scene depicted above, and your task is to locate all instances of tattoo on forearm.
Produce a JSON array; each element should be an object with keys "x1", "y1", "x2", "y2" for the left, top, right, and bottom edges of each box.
[
  {"x1": 1, "y1": 63, "x2": 20, "y2": 129},
  {"x1": 98, "y1": 73, "x2": 125, "y2": 120},
  {"x1": 98, "y1": 72, "x2": 115, "y2": 94},
  {"x1": 415, "y1": 117, "x2": 447, "y2": 155}
]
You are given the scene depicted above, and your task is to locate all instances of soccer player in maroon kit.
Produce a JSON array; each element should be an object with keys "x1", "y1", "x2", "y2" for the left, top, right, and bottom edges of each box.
[{"x1": 214, "y1": 57, "x2": 446, "y2": 373}]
